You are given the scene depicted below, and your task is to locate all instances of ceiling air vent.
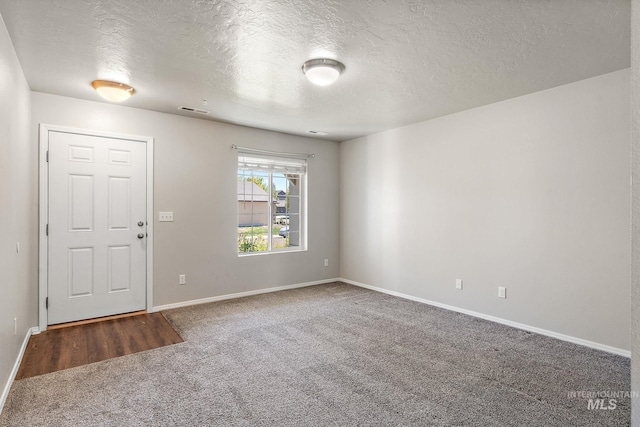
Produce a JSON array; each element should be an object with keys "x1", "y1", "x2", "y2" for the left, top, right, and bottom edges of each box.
[{"x1": 177, "y1": 106, "x2": 210, "y2": 115}]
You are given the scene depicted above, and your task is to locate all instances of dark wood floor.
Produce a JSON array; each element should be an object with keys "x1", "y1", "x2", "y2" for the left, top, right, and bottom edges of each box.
[{"x1": 16, "y1": 312, "x2": 183, "y2": 380}]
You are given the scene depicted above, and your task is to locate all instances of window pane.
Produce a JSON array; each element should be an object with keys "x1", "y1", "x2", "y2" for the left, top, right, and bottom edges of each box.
[
  {"x1": 274, "y1": 173, "x2": 301, "y2": 249},
  {"x1": 237, "y1": 171, "x2": 270, "y2": 253}
]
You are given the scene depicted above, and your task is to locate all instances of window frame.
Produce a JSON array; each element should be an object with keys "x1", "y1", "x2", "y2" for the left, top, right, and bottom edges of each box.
[{"x1": 236, "y1": 153, "x2": 307, "y2": 256}]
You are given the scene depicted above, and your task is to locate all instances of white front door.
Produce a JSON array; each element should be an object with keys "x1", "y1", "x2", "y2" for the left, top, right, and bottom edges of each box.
[{"x1": 47, "y1": 130, "x2": 147, "y2": 325}]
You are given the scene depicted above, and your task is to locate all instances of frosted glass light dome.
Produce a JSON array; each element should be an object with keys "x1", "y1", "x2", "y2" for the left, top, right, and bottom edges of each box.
[
  {"x1": 91, "y1": 80, "x2": 135, "y2": 102},
  {"x1": 302, "y1": 59, "x2": 345, "y2": 86}
]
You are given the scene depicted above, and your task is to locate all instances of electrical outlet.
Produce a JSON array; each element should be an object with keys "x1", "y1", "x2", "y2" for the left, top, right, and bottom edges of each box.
[
  {"x1": 498, "y1": 286, "x2": 506, "y2": 299},
  {"x1": 179, "y1": 274, "x2": 186, "y2": 285},
  {"x1": 13, "y1": 317, "x2": 17, "y2": 335},
  {"x1": 159, "y1": 212, "x2": 174, "y2": 222},
  {"x1": 455, "y1": 279, "x2": 463, "y2": 290},
  {"x1": 324, "y1": 259, "x2": 329, "y2": 267}
]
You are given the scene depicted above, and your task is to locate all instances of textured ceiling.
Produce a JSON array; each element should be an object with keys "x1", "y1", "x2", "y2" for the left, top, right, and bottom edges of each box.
[{"x1": 0, "y1": 0, "x2": 631, "y2": 141}]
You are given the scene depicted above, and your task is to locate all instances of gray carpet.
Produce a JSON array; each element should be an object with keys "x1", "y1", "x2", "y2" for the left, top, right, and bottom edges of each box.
[{"x1": 0, "y1": 282, "x2": 630, "y2": 426}]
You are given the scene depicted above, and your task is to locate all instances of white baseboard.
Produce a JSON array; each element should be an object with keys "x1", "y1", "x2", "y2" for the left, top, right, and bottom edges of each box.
[
  {"x1": 153, "y1": 278, "x2": 340, "y2": 312},
  {"x1": 1, "y1": 326, "x2": 39, "y2": 414},
  {"x1": 339, "y1": 278, "x2": 631, "y2": 358},
  {"x1": 155, "y1": 276, "x2": 630, "y2": 357}
]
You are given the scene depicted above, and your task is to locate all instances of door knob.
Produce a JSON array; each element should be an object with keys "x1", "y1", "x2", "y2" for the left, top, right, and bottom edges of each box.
[
  {"x1": 137, "y1": 221, "x2": 144, "y2": 227},
  {"x1": 137, "y1": 233, "x2": 144, "y2": 239}
]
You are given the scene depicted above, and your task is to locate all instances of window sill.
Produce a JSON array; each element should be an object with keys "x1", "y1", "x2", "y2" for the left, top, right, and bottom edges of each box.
[{"x1": 238, "y1": 248, "x2": 307, "y2": 257}]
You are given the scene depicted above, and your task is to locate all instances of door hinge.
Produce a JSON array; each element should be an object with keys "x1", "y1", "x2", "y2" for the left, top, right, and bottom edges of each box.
[
  {"x1": 46, "y1": 224, "x2": 49, "y2": 236},
  {"x1": 46, "y1": 297, "x2": 48, "y2": 310},
  {"x1": 46, "y1": 151, "x2": 49, "y2": 162}
]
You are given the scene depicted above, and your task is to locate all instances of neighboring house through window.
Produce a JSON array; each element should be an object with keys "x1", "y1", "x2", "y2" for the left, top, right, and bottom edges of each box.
[{"x1": 237, "y1": 151, "x2": 306, "y2": 254}]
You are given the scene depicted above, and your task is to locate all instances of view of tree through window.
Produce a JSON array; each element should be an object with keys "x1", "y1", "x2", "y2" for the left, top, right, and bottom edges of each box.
[{"x1": 237, "y1": 153, "x2": 305, "y2": 254}]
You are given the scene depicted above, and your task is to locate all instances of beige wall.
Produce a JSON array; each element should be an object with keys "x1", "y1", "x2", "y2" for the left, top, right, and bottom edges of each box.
[
  {"x1": 31, "y1": 92, "x2": 340, "y2": 308},
  {"x1": 340, "y1": 69, "x2": 631, "y2": 351},
  {"x1": 0, "y1": 16, "x2": 37, "y2": 409}
]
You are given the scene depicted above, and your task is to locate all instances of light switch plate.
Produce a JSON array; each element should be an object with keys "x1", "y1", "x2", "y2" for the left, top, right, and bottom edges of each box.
[
  {"x1": 159, "y1": 212, "x2": 174, "y2": 222},
  {"x1": 455, "y1": 279, "x2": 463, "y2": 290}
]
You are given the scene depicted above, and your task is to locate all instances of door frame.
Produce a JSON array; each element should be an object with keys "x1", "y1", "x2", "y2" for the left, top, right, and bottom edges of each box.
[{"x1": 38, "y1": 124, "x2": 154, "y2": 331}]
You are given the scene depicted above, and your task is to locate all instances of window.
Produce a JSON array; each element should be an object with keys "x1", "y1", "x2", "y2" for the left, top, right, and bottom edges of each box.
[{"x1": 237, "y1": 152, "x2": 306, "y2": 254}]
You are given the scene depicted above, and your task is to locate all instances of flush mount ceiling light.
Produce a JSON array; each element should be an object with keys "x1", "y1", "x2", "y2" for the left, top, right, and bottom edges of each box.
[
  {"x1": 91, "y1": 80, "x2": 135, "y2": 102},
  {"x1": 302, "y1": 59, "x2": 345, "y2": 86}
]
